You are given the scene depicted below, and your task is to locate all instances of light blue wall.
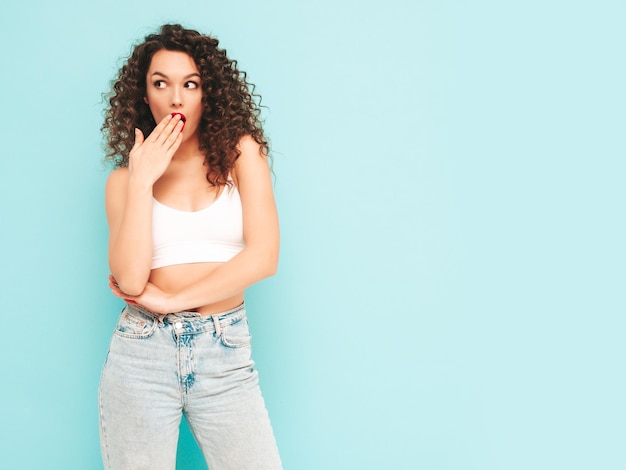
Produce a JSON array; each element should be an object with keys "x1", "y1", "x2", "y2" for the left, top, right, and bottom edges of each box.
[{"x1": 1, "y1": 1, "x2": 624, "y2": 469}]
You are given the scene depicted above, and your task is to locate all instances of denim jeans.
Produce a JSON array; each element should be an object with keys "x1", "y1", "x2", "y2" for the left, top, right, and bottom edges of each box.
[{"x1": 99, "y1": 302, "x2": 282, "y2": 470}]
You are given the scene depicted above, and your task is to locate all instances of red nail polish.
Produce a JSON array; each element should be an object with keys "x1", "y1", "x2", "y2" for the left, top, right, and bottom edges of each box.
[{"x1": 171, "y1": 112, "x2": 186, "y2": 130}]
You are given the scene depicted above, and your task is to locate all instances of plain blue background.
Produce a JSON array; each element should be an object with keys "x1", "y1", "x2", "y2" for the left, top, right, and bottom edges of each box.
[{"x1": 1, "y1": 1, "x2": 624, "y2": 469}]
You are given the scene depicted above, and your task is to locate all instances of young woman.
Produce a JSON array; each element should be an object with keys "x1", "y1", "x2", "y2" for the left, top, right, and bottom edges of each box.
[{"x1": 98, "y1": 24, "x2": 282, "y2": 469}]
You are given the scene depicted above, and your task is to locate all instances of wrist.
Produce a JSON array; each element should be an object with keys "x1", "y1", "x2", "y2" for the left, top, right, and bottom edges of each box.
[
  {"x1": 127, "y1": 174, "x2": 155, "y2": 192},
  {"x1": 167, "y1": 292, "x2": 184, "y2": 313}
]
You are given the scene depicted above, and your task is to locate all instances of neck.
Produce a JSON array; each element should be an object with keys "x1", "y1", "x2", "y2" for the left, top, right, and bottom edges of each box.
[{"x1": 172, "y1": 134, "x2": 204, "y2": 162}]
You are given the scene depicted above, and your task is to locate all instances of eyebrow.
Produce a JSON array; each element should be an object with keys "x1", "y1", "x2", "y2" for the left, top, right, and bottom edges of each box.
[{"x1": 151, "y1": 71, "x2": 201, "y2": 79}]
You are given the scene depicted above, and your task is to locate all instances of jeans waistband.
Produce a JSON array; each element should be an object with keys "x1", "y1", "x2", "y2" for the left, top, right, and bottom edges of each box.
[{"x1": 124, "y1": 302, "x2": 246, "y2": 335}]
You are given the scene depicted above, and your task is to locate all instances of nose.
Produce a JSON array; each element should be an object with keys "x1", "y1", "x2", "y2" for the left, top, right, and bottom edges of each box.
[{"x1": 171, "y1": 87, "x2": 182, "y2": 107}]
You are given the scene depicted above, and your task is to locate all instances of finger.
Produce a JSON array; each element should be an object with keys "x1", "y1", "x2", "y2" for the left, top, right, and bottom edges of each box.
[
  {"x1": 110, "y1": 288, "x2": 124, "y2": 298},
  {"x1": 163, "y1": 135, "x2": 184, "y2": 163},
  {"x1": 130, "y1": 128, "x2": 144, "y2": 150},
  {"x1": 164, "y1": 122, "x2": 184, "y2": 152},
  {"x1": 108, "y1": 279, "x2": 131, "y2": 298},
  {"x1": 155, "y1": 114, "x2": 183, "y2": 145},
  {"x1": 109, "y1": 283, "x2": 123, "y2": 296},
  {"x1": 113, "y1": 289, "x2": 138, "y2": 305},
  {"x1": 145, "y1": 114, "x2": 174, "y2": 143}
]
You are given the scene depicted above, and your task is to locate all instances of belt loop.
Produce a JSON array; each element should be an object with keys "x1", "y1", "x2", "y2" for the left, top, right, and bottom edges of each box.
[{"x1": 212, "y1": 315, "x2": 222, "y2": 338}]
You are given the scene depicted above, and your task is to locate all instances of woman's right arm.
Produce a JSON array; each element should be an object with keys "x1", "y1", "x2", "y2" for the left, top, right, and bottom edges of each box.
[
  {"x1": 105, "y1": 115, "x2": 184, "y2": 295},
  {"x1": 105, "y1": 167, "x2": 154, "y2": 296}
]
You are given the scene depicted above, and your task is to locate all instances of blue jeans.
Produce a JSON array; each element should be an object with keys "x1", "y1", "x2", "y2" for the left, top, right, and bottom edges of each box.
[{"x1": 99, "y1": 303, "x2": 282, "y2": 470}]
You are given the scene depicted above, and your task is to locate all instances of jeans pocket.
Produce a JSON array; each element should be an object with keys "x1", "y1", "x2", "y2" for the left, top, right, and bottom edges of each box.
[
  {"x1": 113, "y1": 307, "x2": 157, "y2": 339},
  {"x1": 219, "y1": 316, "x2": 252, "y2": 349}
]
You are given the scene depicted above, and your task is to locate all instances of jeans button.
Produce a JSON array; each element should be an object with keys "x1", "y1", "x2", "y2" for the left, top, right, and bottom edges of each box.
[{"x1": 175, "y1": 322, "x2": 183, "y2": 329}]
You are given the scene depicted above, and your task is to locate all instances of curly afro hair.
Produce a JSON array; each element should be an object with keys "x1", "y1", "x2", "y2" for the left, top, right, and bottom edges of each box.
[{"x1": 102, "y1": 24, "x2": 268, "y2": 187}]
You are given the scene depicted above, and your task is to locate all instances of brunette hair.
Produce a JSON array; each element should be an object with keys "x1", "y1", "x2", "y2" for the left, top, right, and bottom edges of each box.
[{"x1": 102, "y1": 24, "x2": 268, "y2": 186}]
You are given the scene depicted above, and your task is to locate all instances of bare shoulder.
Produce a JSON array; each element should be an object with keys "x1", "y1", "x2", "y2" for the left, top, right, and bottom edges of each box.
[
  {"x1": 232, "y1": 135, "x2": 278, "y2": 246},
  {"x1": 106, "y1": 167, "x2": 130, "y2": 188},
  {"x1": 232, "y1": 135, "x2": 269, "y2": 185},
  {"x1": 237, "y1": 134, "x2": 265, "y2": 158},
  {"x1": 105, "y1": 167, "x2": 130, "y2": 211},
  {"x1": 106, "y1": 167, "x2": 130, "y2": 195},
  {"x1": 236, "y1": 135, "x2": 268, "y2": 169}
]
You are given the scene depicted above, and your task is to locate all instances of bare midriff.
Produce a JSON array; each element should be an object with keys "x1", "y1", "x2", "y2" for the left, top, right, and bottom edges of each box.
[{"x1": 149, "y1": 262, "x2": 244, "y2": 316}]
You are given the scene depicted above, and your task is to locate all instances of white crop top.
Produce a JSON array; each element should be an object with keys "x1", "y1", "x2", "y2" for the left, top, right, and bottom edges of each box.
[{"x1": 151, "y1": 185, "x2": 245, "y2": 269}]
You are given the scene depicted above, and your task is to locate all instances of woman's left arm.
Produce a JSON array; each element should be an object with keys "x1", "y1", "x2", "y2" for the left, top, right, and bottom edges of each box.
[{"x1": 114, "y1": 135, "x2": 279, "y2": 313}]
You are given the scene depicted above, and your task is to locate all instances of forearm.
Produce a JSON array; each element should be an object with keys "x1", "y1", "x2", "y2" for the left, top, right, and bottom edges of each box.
[
  {"x1": 108, "y1": 179, "x2": 154, "y2": 295},
  {"x1": 170, "y1": 247, "x2": 278, "y2": 312},
  {"x1": 105, "y1": 119, "x2": 185, "y2": 295}
]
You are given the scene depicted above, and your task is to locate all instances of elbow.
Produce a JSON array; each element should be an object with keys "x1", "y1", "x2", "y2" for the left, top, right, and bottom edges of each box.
[
  {"x1": 114, "y1": 277, "x2": 146, "y2": 297},
  {"x1": 250, "y1": 248, "x2": 278, "y2": 280},
  {"x1": 264, "y1": 261, "x2": 278, "y2": 278},
  {"x1": 110, "y1": 266, "x2": 149, "y2": 297},
  {"x1": 118, "y1": 283, "x2": 145, "y2": 297},
  {"x1": 260, "y1": 252, "x2": 279, "y2": 279}
]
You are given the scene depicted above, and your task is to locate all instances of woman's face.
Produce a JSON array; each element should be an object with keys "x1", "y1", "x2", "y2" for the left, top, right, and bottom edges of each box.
[{"x1": 144, "y1": 49, "x2": 203, "y2": 140}]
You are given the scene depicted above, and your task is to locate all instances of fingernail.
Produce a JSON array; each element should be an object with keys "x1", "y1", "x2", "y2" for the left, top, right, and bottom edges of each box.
[
  {"x1": 171, "y1": 113, "x2": 186, "y2": 131},
  {"x1": 171, "y1": 112, "x2": 186, "y2": 122}
]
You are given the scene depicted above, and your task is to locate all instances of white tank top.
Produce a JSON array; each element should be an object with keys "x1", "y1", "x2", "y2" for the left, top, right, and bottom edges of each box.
[{"x1": 151, "y1": 185, "x2": 245, "y2": 269}]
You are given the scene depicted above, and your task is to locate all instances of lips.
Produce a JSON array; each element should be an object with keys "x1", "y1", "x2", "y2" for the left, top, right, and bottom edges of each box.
[{"x1": 171, "y1": 112, "x2": 186, "y2": 130}]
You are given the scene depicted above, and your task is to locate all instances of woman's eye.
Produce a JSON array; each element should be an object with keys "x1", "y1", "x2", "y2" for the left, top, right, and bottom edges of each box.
[
  {"x1": 185, "y1": 81, "x2": 199, "y2": 89},
  {"x1": 154, "y1": 80, "x2": 166, "y2": 88}
]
